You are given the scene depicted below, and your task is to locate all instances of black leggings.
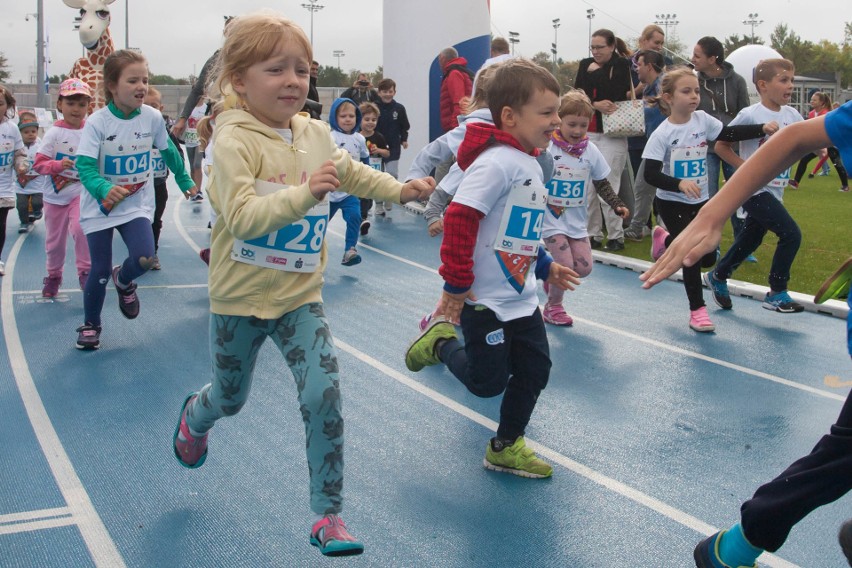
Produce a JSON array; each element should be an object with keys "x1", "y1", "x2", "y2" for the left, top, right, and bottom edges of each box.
[
  {"x1": 0, "y1": 206, "x2": 10, "y2": 260},
  {"x1": 655, "y1": 198, "x2": 717, "y2": 311},
  {"x1": 794, "y1": 148, "x2": 848, "y2": 186}
]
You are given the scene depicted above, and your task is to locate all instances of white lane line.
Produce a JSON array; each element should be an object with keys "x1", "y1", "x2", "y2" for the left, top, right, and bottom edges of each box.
[
  {"x1": 335, "y1": 338, "x2": 800, "y2": 568},
  {"x1": 11, "y1": 283, "x2": 209, "y2": 296},
  {"x1": 330, "y1": 229, "x2": 845, "y2": 402},
  {"x1": 0, "y1": 507, "x2": 75, "y2": 535},
  {"x1": 173, "y1": 190, "x2": 203, "y2": 254},
  {"x1": 0, "y1": 507, "x2": 72, "y2": 525},
  {"x1": 1, "y1": 235, "x2": 126, "y2": 567},
  {"x1": 0, "y1": 517, "x2": 78, "y2": 536}
]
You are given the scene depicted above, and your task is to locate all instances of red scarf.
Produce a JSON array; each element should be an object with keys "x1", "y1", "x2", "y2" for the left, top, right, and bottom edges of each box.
[{"x1": 456, "y1": 123, "x2": 540, "y2": 171}]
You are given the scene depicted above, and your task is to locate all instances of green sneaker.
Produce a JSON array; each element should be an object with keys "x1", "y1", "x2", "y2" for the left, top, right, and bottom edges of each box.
[
  {"x1": 484, "y1": 436, "x2": 553, "y2": 478},
  {"x1": 405, "y1": 316, "x2": 457, "y2": 372},
  {"x1": 814, "y1": 257, "x2": 852, "y2": 304}
]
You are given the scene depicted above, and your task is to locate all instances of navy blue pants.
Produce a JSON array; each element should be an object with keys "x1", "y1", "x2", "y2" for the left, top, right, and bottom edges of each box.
[
  {"x1": 714, "y1": 192, "x2": 801, "y2": 292},
  {"x1": 438, "y1": 305, "x2": 551, "y2": 441},
  {"x1": 83, "y1": 216, "x2": 154, "y2": 326}
]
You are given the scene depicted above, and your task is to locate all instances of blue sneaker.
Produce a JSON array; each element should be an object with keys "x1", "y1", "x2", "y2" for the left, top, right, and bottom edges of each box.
[
  {"x1": 703, "y1": 272, "x2": 732, "y2": 310},
  {"x1": 745, "y1": 254, "x2": 757, "y2": 263},
  {"x1": 694, "y1": 531, "x2": 757, "y2": 568},
  {"x1": 762, "y1": 290, "x2": 804, "y2": 313}
]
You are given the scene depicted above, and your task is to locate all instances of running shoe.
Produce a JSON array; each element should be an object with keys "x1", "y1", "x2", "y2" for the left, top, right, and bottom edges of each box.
[
  {"x1": 0, "y1": 261, "x2": 5, "y2": 276},
  {"x1": 762, "y1": 290, "x2": 804, "y2": 313},
  {"x1": 360, "y1": 220, "x2": 370, "y2": 236},
  {"x1": 341, "y1": 248, "x2": 361, "y2": 266},
  {"x1": 484, "y1": 436, "x2": 553, "y2": 479},
  {"x1": 651, "y1": 226, "x2": 669, "y2": 261},
  {"x1": 173, "y1": 393, "x2": 208, "y2": 468},
  {"x1": 112, "y1": 265, "x2": 140, "y2": 319},
  {"x1": 542, "y1": 304, "x2": 573, "y2": 326},
  {"x1": 605, "y1": 239, "x2": 625, "y2": 252},
  {"x1": 75, "y1": 323, "x2": 101, "y2": 350},
  {"x1": 787, "y1": 180, "x2": 799, "y2": 189},
  {"x1": 689, "y1": 306, "x2": 716, "y2": 332},
  {"x1": 199, "y1": 248, "x2": 211, "y2": 266},
  {"x1": 151, "y1": 255, "x2": 161, "y2": 270},
  {"x1": 624, "y1": 225, "x2": 650, "y2": 241},
  {"x1": 694, "y1": 531, "x2": 757, "y2": 568},
  {"x1": 310, "y1": 514, "x2": 364, "y2": 557},
  {"x1": 703, "y1": 272, "x2": 732, "y2": 310},
  {"x1": 405, "y1": 316, "x2": 457, "y2": 372},
  {"x1": 42, "y1": 275, "x2": 62, "y2": 298},
  {"x1": 814, "y1": 257, "x2": 852, "y2": 304}
]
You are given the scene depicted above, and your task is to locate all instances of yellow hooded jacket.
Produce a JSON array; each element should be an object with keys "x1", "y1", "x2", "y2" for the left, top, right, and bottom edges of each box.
[{"x1": 207, "y1": 109, "x2": 403, "y2": 319}]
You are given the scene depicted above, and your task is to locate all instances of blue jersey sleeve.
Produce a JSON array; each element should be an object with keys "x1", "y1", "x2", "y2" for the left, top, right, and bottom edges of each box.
[{"x1": 825, "y1": 101, "x2": 852, "y2": 167}]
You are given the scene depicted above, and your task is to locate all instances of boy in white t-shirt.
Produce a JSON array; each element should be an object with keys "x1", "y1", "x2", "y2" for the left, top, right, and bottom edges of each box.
[
  {"x1": 405, "y1": 60, "x2": 580, "y2": 479},
  {"x1": 14, "y1": 113, "x2": 49, "y2": 232},
  {"x1": 704, "y1": 58, "x2": 806, "y2": 314}
]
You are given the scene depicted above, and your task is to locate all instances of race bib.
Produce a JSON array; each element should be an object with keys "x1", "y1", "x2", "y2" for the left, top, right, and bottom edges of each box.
[
  {"x1": 231, "y1": 179, "x2": 329, "y2": 273},
  {"x1": 151, "y1": 148, "x2": 167, "y2": 179},
  {"x1": 98, "y1": 137, "x2": 153, "y2": 214},
  {"x1": 768, "y1": 166, "x2": 791, "y2": 189},
  {"x1": 670, "y1": 145, "x2": 708, "y2": 185},
  {"x1": 0, "y1": 141, "x2": 14, "y2": 173},
  {"x1": 546, "y1": 165, "x2": 589, "y2": 217},
  {"x1": 368, "y1": 157, "x2": 383, "y2": 171},
  {"x1": 493, "y1": 182, "x2": 546, "y2": 294}
]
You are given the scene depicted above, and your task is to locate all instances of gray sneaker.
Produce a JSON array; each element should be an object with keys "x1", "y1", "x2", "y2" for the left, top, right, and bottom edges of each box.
[{"x1": 624, "y1": 225, "x2": 650, "y2": 242}]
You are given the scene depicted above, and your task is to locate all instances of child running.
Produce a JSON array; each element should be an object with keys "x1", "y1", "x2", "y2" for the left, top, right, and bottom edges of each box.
[
  {"x1": 327, "y1": 97, "x2": 369, "y2": 265},
  {"x1": 542, "y1": 90, "x2": 629, "y2": 326},
  {"x1": 0, "y1": 84, "x2": 28, "y2": 276},
  {"x1": 640, "y1": 101, "x2": 852, "y2": 568},
  {"x1": 357, "y1": 101, "x2": 389, "y2": 235},
  {"x1": 14, "y1": 112, "x2": 48, "y2": 233},
  {"x1": 405, "y1": 59, "x2": 579, "y2": 478},
  {"x1": 74, "y1": 50, "x2": 197, "y2": 350},
  {"x1": 32, "y1": 78, "x2": 93, "y2": 297},
  {"x1": 704, "y1": 59, "x2": 805, "y2": 314},
  {"x1": 169, "y1": 12, "x2": 434, "y2": 557},
  {"x1": 642, "y1": 66, "x2": 777, "y2": 333}
]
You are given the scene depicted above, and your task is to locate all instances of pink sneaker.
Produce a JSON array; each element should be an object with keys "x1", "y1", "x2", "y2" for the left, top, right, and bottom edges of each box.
[
  {"x1": 42, "y1": 275, "x2": 62, "y2": 298},
  {"x1": 542, "y1": 304, "x2": 573, "y2": 326},
  {"x1": 689, "y1": 306, "x2": 716, "y2": 332},
  {"x1": 310, "y1": 514, "x2": 364, "y2": 556},
  {"x1": 651, "y1": 226, "x2": 669, "y2": 261},
  {"x1": 173, "y1": 393, "x2": 208, "y2": 468},
  {"x1": 419, "y1": 312, "x2": 433, "y2": 331}
]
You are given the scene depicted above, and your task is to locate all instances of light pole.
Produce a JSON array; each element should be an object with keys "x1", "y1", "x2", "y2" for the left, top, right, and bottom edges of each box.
[
  {"x1": 125, "y1": 0, "x2": 129, "y2": 49},
  {"x1": 333, "y1": 50, "x2": 345, "y2": 72},
  {"x1": 26, "y1": 1, "x2": 48, "y2": 108},
  {"x1": 508, "y1": 31, "x2": 519, "y2": 56},
  {"x1": 301, "y1": 0, "x2": 325, "y2": 46},
  {"x1": 586, "y1": 9, "x2": 595, "y2": 56},
  {"x1": 743, "y1": 13, "x2": 764, "y2": 44},
  {"x1": 654, "y1": 13, "x2": 679, "y2": 39},
  {"x1": 551, "y1": 18, "x2": 561, "y2": 72}
]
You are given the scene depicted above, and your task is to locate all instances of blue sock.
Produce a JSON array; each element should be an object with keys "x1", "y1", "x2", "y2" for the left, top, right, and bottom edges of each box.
[{"x1": 718, "y1": 523, "x2": 762, "y2": 567}]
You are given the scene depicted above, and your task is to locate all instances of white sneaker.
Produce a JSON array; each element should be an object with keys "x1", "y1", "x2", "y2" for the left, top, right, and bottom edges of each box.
[
  {"x1": 0, "y1": 260, "x2": 5, "y2": 276},
  {"x1": 383, "y1": 201, "x2": 393, "y2": 212},
  {"x1": 341, "y1": 248, "x2": 362, "y2": 266}
]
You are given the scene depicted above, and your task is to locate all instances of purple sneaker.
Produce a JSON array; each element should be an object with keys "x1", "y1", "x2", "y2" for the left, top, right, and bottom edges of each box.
[
  {"x1": 173, "y1": 393, "x2": 208, "y2": 468},
  {"x1": 112, "y1": 265, "x2": 139, "y2": 319},
  {"x1": 42, "y1": 275, "x2": 62, "y2": 298},
  {"x1": 75, "y1": 323, "x2": 101, "y2": 350}
]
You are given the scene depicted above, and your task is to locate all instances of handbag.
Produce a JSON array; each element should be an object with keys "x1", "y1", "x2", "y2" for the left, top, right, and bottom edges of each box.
[{"x1": 602, "y1": 66, "x2": 645, "y2": 138}]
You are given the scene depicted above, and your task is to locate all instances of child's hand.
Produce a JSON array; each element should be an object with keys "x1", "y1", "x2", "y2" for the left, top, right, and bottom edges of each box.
[
  {"x1": 614, "y1": 206, "x2": 630, "y2": 219},
  {"x1": 763, "y1": 121, "x2": 780, "y2": 136},
  {"x1": 60, "y1": 157, "x2": 76, "y2": 169},
  {"x1": 15, "y1": 163, "x2": 28, "y2": 175},
  {"x1": 678, "y1": 179, "x2": 702, "y2": 199},
  {"x1": 103, "y1": 185, "x2": 129, "y2": 208},
  {"x1": 428, "y1": 219, "x2": 444, "y2": 237},
  {"x1": 547, "y1": 263, "x2": 581, "y2": 292},
  {"x1": 439, "y1": 289, "x2": 476, "y2": 325},
  {"x1": 402, "y1": 141, "x2": 409, "y2": 150},
  {"x1": 309, "y1": 160, "x2": 340, "y2": 200},
  {"x1": 184, "y1": 186, "x2": 199, "y2": 200},
  {"x1": 400, "y1": 177, "x2": 435, "y2": 203}
]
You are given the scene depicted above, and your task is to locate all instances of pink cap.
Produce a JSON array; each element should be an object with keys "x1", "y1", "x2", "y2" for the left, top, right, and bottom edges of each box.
[{"x1": 59, "y1": 78, "x2": 92, "y2": 98}]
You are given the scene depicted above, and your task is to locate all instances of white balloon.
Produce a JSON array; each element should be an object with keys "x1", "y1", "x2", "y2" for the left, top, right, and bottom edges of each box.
[{"x1": 726, "y1": 45, "x2": 783, "y2": 102}]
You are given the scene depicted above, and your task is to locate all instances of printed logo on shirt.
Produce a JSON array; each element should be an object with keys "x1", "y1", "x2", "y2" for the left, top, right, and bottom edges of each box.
[{"x1": 486, "y1": 328, "x2": 505, "y2": 345}]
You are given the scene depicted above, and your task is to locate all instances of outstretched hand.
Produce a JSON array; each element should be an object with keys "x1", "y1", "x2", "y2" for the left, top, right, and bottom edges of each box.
[
  {"x1": 547, "y1": 262, "x2": 581, "y2": 291},
  {"x1": 640, "y1": 215, "x2": 723, "y2": 288}
]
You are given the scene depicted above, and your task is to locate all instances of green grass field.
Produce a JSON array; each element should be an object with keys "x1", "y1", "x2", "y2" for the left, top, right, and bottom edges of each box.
[{"x1": 614, "y1": 172, "x2": 851, "y2": 296}]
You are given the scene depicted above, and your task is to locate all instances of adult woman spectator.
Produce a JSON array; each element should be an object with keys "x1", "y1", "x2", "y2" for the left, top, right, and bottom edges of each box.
[
  {"x1": 691, "y1": 36, "x2": 750, "y2": 200},
  {"x1": 574, "y1": 29, "x2": 634, "y2": 251}
]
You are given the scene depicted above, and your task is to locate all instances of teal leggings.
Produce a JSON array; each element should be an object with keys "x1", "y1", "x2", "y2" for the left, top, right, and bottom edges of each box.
[{"x1": 185, "y1": 302, "x2": 345, "y2": 514}]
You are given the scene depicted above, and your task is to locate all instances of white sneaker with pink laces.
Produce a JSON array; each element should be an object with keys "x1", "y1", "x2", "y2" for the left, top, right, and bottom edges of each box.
[{"x1": 689, "y1": 306, "x2": 715, "y2": 332}]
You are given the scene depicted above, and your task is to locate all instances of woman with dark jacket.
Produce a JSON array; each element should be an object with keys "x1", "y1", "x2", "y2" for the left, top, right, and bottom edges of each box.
[
  {"x1": 691, "y1": 36, "x2": 750, "y2": 200},
  {"x1": 574, "y1": 29, "x2": 634, "y2": 251}
]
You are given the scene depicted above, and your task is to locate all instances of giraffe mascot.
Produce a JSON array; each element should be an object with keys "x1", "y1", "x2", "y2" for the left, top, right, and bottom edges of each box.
[{"x1": 64, "y1": 0, "x2": 116, "y2": 112}]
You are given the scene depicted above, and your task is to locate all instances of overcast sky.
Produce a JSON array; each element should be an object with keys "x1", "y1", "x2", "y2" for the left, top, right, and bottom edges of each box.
[{"x1": 2, "y1": 0, "x2": 848, "y2": 86}]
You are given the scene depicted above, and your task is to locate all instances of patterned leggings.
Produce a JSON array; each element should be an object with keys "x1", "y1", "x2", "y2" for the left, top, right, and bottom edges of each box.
[{"x1": 185, "y1": 302, "x2": 345, "y2": 515}]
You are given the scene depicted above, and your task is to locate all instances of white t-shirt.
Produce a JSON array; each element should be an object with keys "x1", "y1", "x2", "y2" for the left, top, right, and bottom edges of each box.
[
  {"x1": 38, "y1": 124, "x2": 85, "y2": 205},
  {"x1": 329, "y1": 130, "x2": 368, "y2": 202},
  {"x1": 452, "y1": 145, "x2": 547, "y2": 322},
  {"x1": 183, "y1": 103, "x2": 207, "y2": 148},
  {"x1": 543, "y1": 141, "x2": 611, "y2": 239},
  {"x1": 77, "y1": 104, "x2": 169, "y2": 234},
  {"x1": 729, "y1": 103, "x2": 803, "y2": 201},
  {"x1": 15, "y1": 139, "x2": 51, "y2": 195},
  {"x1": 643, "y1": 110, "x2": 723, "y2": 204},
  {"x1": 0, "y1": 120, "x2": 24, "y2": 199}
]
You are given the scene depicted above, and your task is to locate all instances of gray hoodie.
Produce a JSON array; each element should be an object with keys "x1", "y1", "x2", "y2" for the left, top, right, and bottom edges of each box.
[{"x1": 696, "y1": 61, "x2": 751, "y2": 152}]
